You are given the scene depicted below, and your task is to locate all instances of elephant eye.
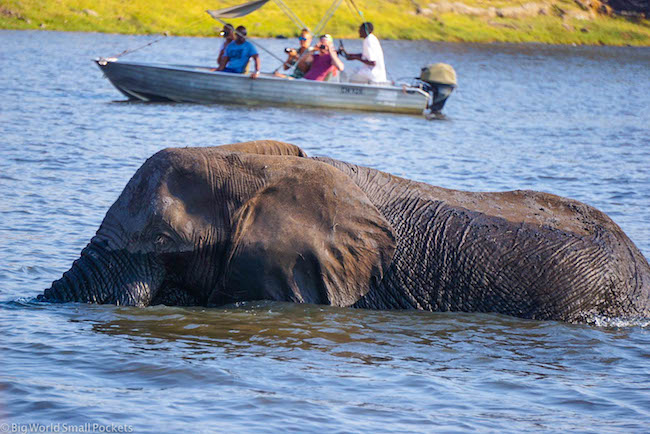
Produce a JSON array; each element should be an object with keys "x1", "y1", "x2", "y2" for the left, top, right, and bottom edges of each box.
[{"x1": 154, "y1": 234, "x2": 173, "y2": 249}]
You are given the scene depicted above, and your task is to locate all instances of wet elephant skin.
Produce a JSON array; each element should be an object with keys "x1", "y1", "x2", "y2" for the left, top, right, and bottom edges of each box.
[{"x1": 41, "y1": 140, "x2": 650, "y2": 323}]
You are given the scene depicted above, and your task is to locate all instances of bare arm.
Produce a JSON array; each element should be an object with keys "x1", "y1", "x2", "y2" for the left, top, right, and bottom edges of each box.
[
  {"x1": 344, "y1": 52, "x2": 375, "y2": 66},
  {"x1": 328, "y1": 42, "x2": 344, "y2": 71},
  {"x1": 250, "y1": 54, "x2": 261, "y2": 79},
  {"x1": 217, "y1": 56, "x2": 229, "y2": 71},
  {"x1": 283, "y1": 51, "x2": 298, "y2": 70},
  {"x1": 217, "y1": 47, "x2": 227, "y2": 66}
]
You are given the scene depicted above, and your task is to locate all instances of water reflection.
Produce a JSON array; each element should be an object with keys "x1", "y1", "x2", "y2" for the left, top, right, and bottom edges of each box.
[
  {"x1": 2, "y1": 298, "x2": 649, "y2": 431},
  {"x1": 86, "y1": 301, "x2": 593, "y2": 372}
]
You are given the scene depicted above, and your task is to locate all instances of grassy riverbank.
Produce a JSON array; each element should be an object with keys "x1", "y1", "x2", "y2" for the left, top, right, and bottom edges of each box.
[{"x1": 1, "y1": 0, "x2": 649, "y2": 45}]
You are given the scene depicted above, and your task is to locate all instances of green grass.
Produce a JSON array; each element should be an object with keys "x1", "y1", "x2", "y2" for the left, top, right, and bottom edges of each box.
[{"x1": 1, "y1": 0, "x2": 649, "y2": 45}]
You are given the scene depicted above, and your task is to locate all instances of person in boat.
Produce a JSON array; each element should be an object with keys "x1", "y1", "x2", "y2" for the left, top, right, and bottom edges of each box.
[
  {"x1": 303, "y1": 34, "x2": 344, "y2": 82},
  {"x1": 338, "y1": 22, "x2": 387, "y2": 84},
  {"x1": 217, "y1": 23, "x2": 235, "y2": 66},
  {"x1": 274, "y1": 28, "x2": 314, "y2": 79},
  {"x1": 217, "y1": 25, "x2": 261, "y2": 79}
]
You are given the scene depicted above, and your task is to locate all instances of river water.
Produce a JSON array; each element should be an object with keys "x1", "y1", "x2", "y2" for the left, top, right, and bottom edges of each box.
[{"x1": 1, "y1": 30, "x2": 649, "y2": 432}]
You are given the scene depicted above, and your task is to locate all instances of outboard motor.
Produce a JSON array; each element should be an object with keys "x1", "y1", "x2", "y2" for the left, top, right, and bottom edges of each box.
[{"x1": 416, "y1": 63, "x2": 457, "y2": 114}]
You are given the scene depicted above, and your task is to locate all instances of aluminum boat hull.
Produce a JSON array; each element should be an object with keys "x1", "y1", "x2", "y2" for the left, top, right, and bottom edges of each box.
[{"x1": 96, "y1": 59, "x2": 453, "y2": 115}]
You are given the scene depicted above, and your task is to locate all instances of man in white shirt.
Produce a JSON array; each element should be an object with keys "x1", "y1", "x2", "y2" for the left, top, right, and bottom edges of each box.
[{"x1": 340, "y1": 22, "x2": 387, "y2": 84}]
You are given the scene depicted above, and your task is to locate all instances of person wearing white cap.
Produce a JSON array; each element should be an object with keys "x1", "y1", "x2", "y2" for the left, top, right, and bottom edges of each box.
[{"x1": 304, "y1": 34, "x2": 345, "y2": 81}]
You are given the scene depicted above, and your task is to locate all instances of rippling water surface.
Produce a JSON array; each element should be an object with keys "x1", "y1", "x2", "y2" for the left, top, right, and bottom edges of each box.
[{"x1": 1, "y1": 31, "x2": 649, "y2": 432}]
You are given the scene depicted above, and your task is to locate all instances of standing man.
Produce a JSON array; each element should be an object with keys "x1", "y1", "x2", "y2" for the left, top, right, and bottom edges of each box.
[
  {"x1": 217, "y1": 23, "x2": 235, "y2": 66},
  {"x1": 340, "y1": 22, "x2": 387, "y2": 84},
  {"x1": 217, "y1": 25, "x2": 261, "y2": 79}
]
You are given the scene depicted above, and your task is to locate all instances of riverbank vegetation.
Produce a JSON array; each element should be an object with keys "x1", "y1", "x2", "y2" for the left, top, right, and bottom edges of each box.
[{"x1": 1, "y1": 0, "x2": 649, "y2": 45}]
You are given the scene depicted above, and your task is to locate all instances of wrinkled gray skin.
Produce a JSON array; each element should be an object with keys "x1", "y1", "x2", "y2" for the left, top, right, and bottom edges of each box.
[{"x1": 41, "y1": 141, "x2": 650, "y2": 323}]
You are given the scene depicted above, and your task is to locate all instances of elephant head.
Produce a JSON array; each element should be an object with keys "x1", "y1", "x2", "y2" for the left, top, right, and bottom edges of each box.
[{"x1": 41, "y1": 140, "x2": 396, "y2": 307}]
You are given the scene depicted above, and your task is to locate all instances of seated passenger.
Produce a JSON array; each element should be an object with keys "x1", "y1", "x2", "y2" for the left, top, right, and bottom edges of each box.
[
  {"x1": 217, "y1": 23, "x2": 235, "y2": 66},
  {"x1": 217, "y1": 25, "x2": 261, "y2": 79},
  {"x1": 339, "y1": 22, "x2": 387, "y2": 84},
  {"x1": 303, "y1": 34, "x2": 344, "y2": 82},
  {"x1": 274, "y1": 28, "x2": 314, "y2": 80}
]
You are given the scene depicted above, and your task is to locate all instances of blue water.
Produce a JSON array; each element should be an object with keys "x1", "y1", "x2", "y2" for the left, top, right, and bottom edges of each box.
[{"x1": 1, "y1": 30, "x2": 649, "y2": 432}]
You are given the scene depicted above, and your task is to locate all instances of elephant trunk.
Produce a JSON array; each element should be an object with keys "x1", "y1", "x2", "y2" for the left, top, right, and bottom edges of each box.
[{"x1": 40, "y1": 242, "x2": 165, "y2": 306}]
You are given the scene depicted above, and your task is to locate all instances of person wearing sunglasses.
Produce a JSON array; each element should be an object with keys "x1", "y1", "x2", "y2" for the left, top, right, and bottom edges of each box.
[{"x1": 275, "y1": 28, "x2": 314, "y2": 79}]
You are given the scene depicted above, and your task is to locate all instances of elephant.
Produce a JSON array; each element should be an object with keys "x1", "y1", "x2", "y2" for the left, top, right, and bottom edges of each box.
[{"x1": 40, "y1": 140, "x2": 650, "y2": 323}]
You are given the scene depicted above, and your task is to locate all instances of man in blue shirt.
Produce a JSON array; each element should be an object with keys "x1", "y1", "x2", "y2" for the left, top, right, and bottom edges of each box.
[{"x1": 217, "y1": 26, "x2": 261, "y2": 79}]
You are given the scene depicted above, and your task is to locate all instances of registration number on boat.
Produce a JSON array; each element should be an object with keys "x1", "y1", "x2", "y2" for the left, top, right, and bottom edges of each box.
[{"x1": 340, "y1": 87, "x2": 363, "y2": 95}]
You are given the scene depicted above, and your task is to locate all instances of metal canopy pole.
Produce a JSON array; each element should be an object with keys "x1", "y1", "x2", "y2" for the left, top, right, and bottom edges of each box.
[
  {"x1": 273, "y1": 0, "x2": 309, "y2": 31},
  {"x1": 313, "y1": 0, "x2": 344, "y2": 36},
  {"x1": 346, "y1": 0, "x2": 366, "y2": 23}
]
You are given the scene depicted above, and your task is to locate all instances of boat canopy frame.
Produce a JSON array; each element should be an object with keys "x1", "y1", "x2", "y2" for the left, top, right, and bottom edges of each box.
[
  {"x1": 206, "y1": 0, "x2": 355, "y2": 72},
  {"x1": 207, "y1": 0, "x2": 350, "y2": 35}
]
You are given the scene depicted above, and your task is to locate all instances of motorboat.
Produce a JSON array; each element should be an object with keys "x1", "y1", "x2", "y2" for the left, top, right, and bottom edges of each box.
[
  {"x1": 95, "y1": 0, "x2": 457, "y2": 116},
  {"x1": 96, "y1": 58, "x2": 456, "y2": 115}
]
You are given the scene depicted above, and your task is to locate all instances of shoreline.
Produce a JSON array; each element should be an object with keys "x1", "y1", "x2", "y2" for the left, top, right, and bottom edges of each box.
[
  {"x1": 2, "y1": 0, "x2": 649, "y2": 46},
  {"x1": 5, "y1": 28, "x2": 650, "y2": 49}
]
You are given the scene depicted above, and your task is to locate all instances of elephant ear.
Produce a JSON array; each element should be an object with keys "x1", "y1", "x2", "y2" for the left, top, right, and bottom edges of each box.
[
  {"x1": 222, "y1": 159, "x2": 396, "y2": 307},
  {"x1": 216, "y1": 140, "x2": 308, "y2": 157}
]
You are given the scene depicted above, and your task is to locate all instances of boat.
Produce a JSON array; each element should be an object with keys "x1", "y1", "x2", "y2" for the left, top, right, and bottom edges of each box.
[
  {"x1": 96, "y1": 58, "x2": 455, "y2": 115},
  {"x1": 95, "y1": 0, "x2": 457, "y2": 116}
]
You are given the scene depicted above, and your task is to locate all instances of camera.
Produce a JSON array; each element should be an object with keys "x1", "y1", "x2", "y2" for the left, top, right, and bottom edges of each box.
[{"x1": 318, "y1": 44, "x2": 326, "y2": 49}]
